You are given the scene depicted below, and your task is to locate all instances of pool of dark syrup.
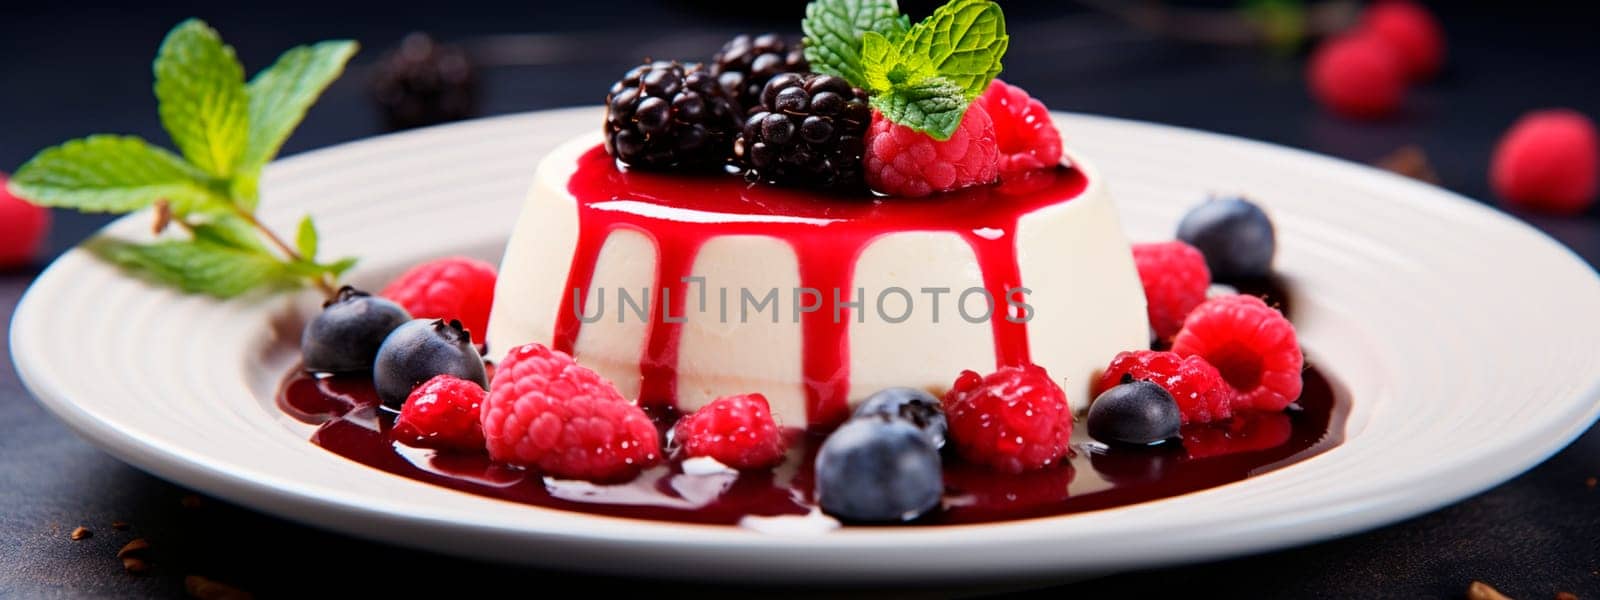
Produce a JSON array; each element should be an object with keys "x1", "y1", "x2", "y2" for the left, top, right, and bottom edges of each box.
[{"x1": 276, "y1": 281, "x2": 1347, "y2": 526}]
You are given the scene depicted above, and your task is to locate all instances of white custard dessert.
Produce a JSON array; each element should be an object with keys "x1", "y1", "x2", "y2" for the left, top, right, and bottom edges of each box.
[{"x1": 488, "y1": 135, "x2": 1148, "y2": 427}]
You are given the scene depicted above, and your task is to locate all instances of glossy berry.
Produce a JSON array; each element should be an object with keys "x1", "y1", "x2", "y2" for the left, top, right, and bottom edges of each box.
[
  {"x1": 1308, "y1": 33, "x2": 1406, "y2": 120},
  {"x1": 0, "y1": 173, "x2": 50, "y2": 269},
  {"x1": 381, "y1": 256, "x2": 497, "y2": 344},
  {"x1": 301, "y1": 286, "x2": 412, "y2": 374},
  {"x1": 1183, "y1": 410, "x2": 1294, "y2": 459},
  {"x1": 1094, "y1": 350, "x2": 1233, "y2": 425},
  {"x1": 1176, "y1": 196, "x2": 1276, "y2": 282},
  {"x1": 709, "y1": 33, "x2": 808, "y2": 113},
  {"x1": 480, "y1": 343, "x2": 660, "y2": 482},
  {"x1": 1172, "y1": 295, "x2": 1303, "y2": 412},
  {"x1": 814, "y1": 417, "x2": 943, "y2": 523},
  {"x1": 975, "y1": 79, "x2": 1063, "y2": 176},
  {"x1": 1132, "y1": 241, "x2": 1212, "y2": 341},
  {"x1": 393, "y1": 375, "x2": 487, "y2": 451},
  {"x1": 604, "y1": 60, "x2": 740, "y2": 170},
  {"x1": 853, "y1": 387, "x2": 946, "y2": 449},
  {"x1": 673, "y1": 393, "x2": 788, "y2": 470},
  {"x1": 1087, "y1": 380, "x2": 1182, "y2": 446},
  {"x1": 1361, "y1": 0, "x2": 1445, "y2": 81},
  {"x1": 865, "y1": 103, "x2": 1000, "y2": 197},
  {"x1": 370, "y1": 32, "x2": 479, "y2": 131},
  {"x1": 373, "y1": 319, "x2": 487, "y2": 410},
  {"x1": 1491, "y1": 109, "x2": 1598, "y2": 215},
  {"x1": 942, "y1": 364, "x2": 1072, "y2": 473},
  {"x1": 733, "y1": 73, "x2": 871, "y2": 191}
]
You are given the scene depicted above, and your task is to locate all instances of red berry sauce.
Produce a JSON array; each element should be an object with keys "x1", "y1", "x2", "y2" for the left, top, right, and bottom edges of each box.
[
  {"x1": 556, "y1": 146, "x2": 1086, "y2": 427},
  {"x1": 276, "y1": 153, "x2": 1348, "y2": 527},
  {"x1": 278, "y1": 274, "x2": 1346, "y2": 528}
]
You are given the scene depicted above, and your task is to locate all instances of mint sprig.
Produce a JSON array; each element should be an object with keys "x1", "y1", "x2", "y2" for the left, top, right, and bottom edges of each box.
[
  {"x1": 7, "y1": 19, "x2": 358, "y2": 299},
  {"x1": 804, "y1": 0, "x2": 1009, "y2": 141},
  {"x1": 802, "y1": 0, "x2": 910, "y2": 88}
]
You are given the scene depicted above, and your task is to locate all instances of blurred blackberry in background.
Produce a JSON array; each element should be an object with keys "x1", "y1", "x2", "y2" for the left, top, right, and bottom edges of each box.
[
  {"x1": 710, "y1": 34, "x2": 808, "y2": 113},
  {"x1": 370, "y1": 33, "x2": 480, "y2": 131},
  {"x1": 604, "y1": 61, "x2": 740, "y2": 170},
  {"x1": 734, "y1": 73, "x2": 871, "y2": 192}
]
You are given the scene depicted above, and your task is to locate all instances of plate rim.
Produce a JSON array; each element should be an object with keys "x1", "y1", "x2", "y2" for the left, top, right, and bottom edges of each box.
[{"x1": 12, "y1": 107, "x2": 1600, "y2": 582}]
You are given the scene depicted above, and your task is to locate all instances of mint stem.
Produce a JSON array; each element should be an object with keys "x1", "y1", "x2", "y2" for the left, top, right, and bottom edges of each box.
[{"x1": 230, "y1": 206, "x2": 337, "y2": 299}]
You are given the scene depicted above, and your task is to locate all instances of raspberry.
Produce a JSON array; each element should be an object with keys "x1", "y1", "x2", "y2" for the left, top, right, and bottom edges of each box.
[
  {"x1": 672, "y1": 393, "x2": 787, "y2": 469},
  {"x1": 1360, "y1": 0, "x2": 1445, "y2": 81},
  {"x1": 942, "y1": 364, "x2": 1072, "y2": 473},
  {"x1": 1491, "y1": 109, "x2": 1598, "y2": 215},
  {"x1": 975, "y1": 79, "x2": 1063, "y2": 177},
  {"x1": 1093, "y1": 350, "x2": 1232, "y2": 425},
  {"x1": 0, "y1": 173, "x2": 51, "y2": 269},
  {"x1": 864, "y1": 103, "x2": 1000, "y2": 197},
  {"x1": 1183, "y1": 411, "x2": 1293, "y2": 460},
  {"x1": 381, "y1": 257, "x2": 497, "y2": 344},
  {"x1": 480, "y1": 343, "x2": 661, "y2": 482},
  {"x1": 1171, "y1": 295, "x2": 1303, "y2": 412},
  {"x1": 393, "y1": 375, "x2": 486, "y2": 451},
  {"x1": 1308, "y1": 33, "x2": 1406, "y2": 120},
  {"x1": 1131, "y1": 241, "x2": 1212, "y2": 341}
]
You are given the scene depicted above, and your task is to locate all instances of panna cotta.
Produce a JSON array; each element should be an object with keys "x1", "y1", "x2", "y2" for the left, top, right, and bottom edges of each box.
[{"x1": 487, "y1": 135, "x2": 1148, "y2": 427}]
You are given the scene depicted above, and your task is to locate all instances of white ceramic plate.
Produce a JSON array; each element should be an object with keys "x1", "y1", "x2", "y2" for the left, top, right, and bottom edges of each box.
[{"x1": 12, "y1": 108, "x2": 1600, "y2": 584}]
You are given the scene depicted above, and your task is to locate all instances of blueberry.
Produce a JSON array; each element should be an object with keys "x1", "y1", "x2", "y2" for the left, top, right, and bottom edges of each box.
[
  {"x1": 814, "y1": 417, "x2": 943, "y2": 523},
  {"x1": 853, "y1": 387, "x2": 947, "y2": 449},
  {"x1": 1086, "y1": 380, "x2": 1182, "y2": 446},
  {"x1": 301, "y1": 286, "x2": 412, "y2": 373},
  {"x1": 1176, "y1": 196, "x2": 1276, "y2": 282},
  {"x1": 373, "y1": 319, "x2": 487, "y2": 410}
]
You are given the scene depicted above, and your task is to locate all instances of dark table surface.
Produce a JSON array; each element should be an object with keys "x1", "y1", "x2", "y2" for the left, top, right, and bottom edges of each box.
[{"x1": 3, "y1": 1, "x2": 1598, "y2": 597}]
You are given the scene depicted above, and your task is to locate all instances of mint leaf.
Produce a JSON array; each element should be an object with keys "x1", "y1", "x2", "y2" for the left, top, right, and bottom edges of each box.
[
  {"x1": 9, "y1": 135, "x2": 227, "y2": 214},
  {"x1": 803, "y1": 0, "x2": 909, "y2": 89},
  {"x1": 897, "y1": 0, "x2": 1007, "y2": 100},
  {"x1": 869, "y1": 77, "x2": 966, "y2": 140},
  {"x1": 854, "y1": 0, "x2": 1008, "y2": 139},
  {"x1": 322, "y1": 257, "x2": 357, "y2": 276},
  {"x1": 241, "y1": 40, "x2": 358, "y2": 170},
  {"x1": 228, "y1": 170, "x2": 260, "y2": 212},
  {"x1": 154, "y1": 19, "x2": 250, "y2": 178},
  {"x1": 295, "y1": 215, "x2": 318, "y2": 259},
  {"x1": 87, "y1": 237, "x2": 294, "y2": 298},
  {"x1": 191, "y1": 215, "x2": 267, "y2": 253}
]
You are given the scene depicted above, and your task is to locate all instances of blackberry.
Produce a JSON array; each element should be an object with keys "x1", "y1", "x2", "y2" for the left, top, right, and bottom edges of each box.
[
  {"x1": 734, "y1": 73, "x2": 871, "y2": 191},
  {"x1": 370, "y1": 33, "x2": 479, "y2": 131},
  {"x1": 604, "y1": 61, "x2": 740, "y2": 170},
  {"x1": 709, "y1": 33, "x2": 808, "y2": 113}
]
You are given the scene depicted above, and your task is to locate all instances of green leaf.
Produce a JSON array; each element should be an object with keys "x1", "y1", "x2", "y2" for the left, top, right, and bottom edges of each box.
[
  {"x1": 241, "y1": 40, "x2": 358, "y2": 169},
  {"x1": 154, "y1": 19, "x2": 250, "y2": 178},
  {"x1": 229, "y1": 171, "x2": 260, "y2": 212},
  {"x1": 322, "y1": 257, "x2": 357, "y2": 276},
  {"x1": 86, "y1": 237, "x2": 295, "y2": 298},
  {"x1": 898, "y1": 0, "x2": 1008, "y2": 100},
  {"x1": 8, "y1": 135, "x2": 228, "y2": 214},
  {"x1": 868, "y1": 77, "x2": 967, "y2": 140},
  {"x1": 295, "y1": 215, "x2": 318, "y2": 260},
  {"x1": 190, "y1": 215, "x2": 267, "y2": 253},
  {"x1": 803, "y1": 0, "x2": 909, "y2": 89}
]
